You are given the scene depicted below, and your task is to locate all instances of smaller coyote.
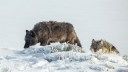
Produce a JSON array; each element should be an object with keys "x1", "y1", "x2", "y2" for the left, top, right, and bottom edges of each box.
[{"x1": 90, "y1": 39, "x2": 119, "y2": 54}]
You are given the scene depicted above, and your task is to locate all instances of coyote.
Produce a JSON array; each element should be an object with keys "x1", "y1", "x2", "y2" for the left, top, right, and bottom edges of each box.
[
  {"x1": 24, "y1": 21, "x2": 82, "y2": 48},
  {"x1": 90, "y1": 39, "x2": 119, "y2": 54}
]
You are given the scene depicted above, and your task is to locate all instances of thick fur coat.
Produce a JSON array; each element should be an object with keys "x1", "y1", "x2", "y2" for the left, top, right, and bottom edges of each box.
[{"x1": 24, "y1": 21, "x2": 82, "y2": 48}]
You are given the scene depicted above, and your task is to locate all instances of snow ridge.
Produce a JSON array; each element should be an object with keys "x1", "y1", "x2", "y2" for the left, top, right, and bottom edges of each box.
[{"x1": 0, "y1": 43, "x2": 128, "y2": 72}]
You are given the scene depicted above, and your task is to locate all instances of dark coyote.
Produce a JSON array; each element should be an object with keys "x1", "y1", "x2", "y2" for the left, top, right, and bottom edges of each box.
[
  {"x1": 24, "y1": 21, "x2": 82, "y2": 48},
  {"x1": 90, "y1": 39, "x2": 119, "y2": 54}
]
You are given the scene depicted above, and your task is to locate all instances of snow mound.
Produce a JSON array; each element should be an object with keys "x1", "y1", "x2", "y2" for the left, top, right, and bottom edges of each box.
[{"x1": 0, "y1": 43, "x2": 128, "y2": 72}]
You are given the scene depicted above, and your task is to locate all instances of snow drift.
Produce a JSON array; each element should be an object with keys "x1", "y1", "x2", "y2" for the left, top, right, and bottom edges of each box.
[{"x1": 0, "y1": 43, "x2": 128, "y2": 72}]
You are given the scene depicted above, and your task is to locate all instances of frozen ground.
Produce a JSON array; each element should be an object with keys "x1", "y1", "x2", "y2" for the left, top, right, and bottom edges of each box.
[{"x1": 0, "y1": 43, "x2": 128, "y2": 72}]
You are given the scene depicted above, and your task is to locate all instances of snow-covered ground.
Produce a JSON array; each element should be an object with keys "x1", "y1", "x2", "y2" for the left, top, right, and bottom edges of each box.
[{"x1": 0, "y1": 43, "x2": 128, "y2": 72}]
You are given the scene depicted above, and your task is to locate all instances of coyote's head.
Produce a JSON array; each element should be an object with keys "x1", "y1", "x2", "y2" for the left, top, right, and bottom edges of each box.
[
  {"x1": 90, "y1": 39, "x2": 104, "y2": 52},
  {"x1": 24, "y1": 30, "x2": 38, "y2": 48}
]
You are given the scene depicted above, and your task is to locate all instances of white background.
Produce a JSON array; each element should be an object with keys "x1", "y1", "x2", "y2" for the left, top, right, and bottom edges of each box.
[{"x1": 0, "y1": 0, "x2": 127, "y2": 55}]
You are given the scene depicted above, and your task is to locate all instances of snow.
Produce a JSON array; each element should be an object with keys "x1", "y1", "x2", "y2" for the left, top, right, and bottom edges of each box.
[{"x1": 0, "y1": 43, "x2": 128, "y2": 72}]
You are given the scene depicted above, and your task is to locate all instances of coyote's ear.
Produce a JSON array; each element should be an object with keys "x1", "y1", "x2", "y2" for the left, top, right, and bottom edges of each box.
[
  {"x1": 100, "y1": 40, "x2": 104, "y2": 45},
  {"x1": 92, "y1": 39, "x2": 95, "y2": 43},
  {"x1": 26, "y1": 30, "x2": 29, "y2": 33}
]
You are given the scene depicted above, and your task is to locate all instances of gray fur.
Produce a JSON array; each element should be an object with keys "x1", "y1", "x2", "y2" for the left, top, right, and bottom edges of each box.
[
  {"x1": 90, "y1": 39, "x2": 119, "y2": 54},
  {"x1": 24, "y1": 21, "x2": 82, "y2": 48}
]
